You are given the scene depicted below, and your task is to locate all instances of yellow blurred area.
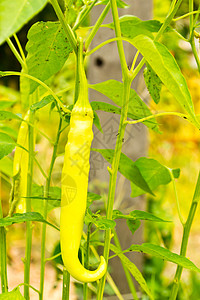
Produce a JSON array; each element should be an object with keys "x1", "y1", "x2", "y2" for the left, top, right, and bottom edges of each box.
[{"x1": 148, "y1": 69, "x2": 200, "y2": 270}]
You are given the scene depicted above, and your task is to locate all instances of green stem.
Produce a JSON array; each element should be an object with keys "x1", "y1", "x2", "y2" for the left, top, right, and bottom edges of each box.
[
  {"x1": 6, "y1": 38, "x2": 26, "y2": 69},
  {"x1": 194, "y1": 2, "x2": 200, "y2": 24},
  {"x1": 0, "y1": 187, "x2": 8, "y2": 293},
  {"x1": 188, "y1": 0, "x2": 200, "y2": 71},
  {"x1": 85, "y1": 2, "x2": 111, "y2": 50},
  {"x1": 39, "y1": 117, "x2": 62, "y2": 300},
  {"x1": 86, "y1": 37, "x2": 131, "y2": 56},
  {"x1": 17, "y1": 283, "x2": 40, "y2": 295},
  {"x1": 0, "y1": 228, "x2": 8, "y2": 293},
  {"x1": 106, "y1": 272, "x2": 124, "y2": 300},
  {"x1": 169, "y1": 172, "x2": 200, "y2": 300},
  {"x1": 130, "y1": 50, "x2": 140, "y2": 73},
  {"x1": 83, "y1": 224, "x2": 91, "y2": 300},
  {"x1": 190, "y1": 36, "x2": 200, "y2": 72},
  {"x1": 73, "y1": 53, "x2": 79, "y2": 105},
  {"x1": 49, "y1": 0, "x2": 77, "y2": 53},
  {"x1": 113, "y1": 230, "x2": 138, "y2": 300},
  {"x1": 97, "y1": 77, "x2": 132, "y2": 300},
  {"x1": 24, "y1": 110, "x2": 35, "y2": 299},
  {"x1": 0, "y1": 71, "x2": 71, "y2": 114},
  {"x1": 13, "y1": 34, "x2": 27, "y2": 66},
  {"x1": 73, "y1": 0, "x2": 99, "y2": 31},
  {"x1": 173, "y1": 10, "x2": 200, "y2": 21},
  {"x1": 125, "y1": 111, "x2": 188, "y2": 125},
  {"x1": 189, "y1": 0, "x2": 194, "y2": 36},
  {"x1": 110, "y1": 0, "x2": 128, "y2": 78},
  {"x1": 155, "y1": 0, "x2": 183, "y2": 41},
  {"x1": 76, "y1": 38, "x2": 90, "y2": 107},
  {"x1": 62, "y1": 269, "x2": 70, "y2": 300},
  {"x1": 129, "y1": 0, "x2": 183, "y2": 81}
]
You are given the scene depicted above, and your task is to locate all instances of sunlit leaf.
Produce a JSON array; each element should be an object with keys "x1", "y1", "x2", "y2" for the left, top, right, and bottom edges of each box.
[
  {"x1": 26, "y1": 21, "x2": 73, "y2": 93},
  {"x1": 0, "y1": 132, "x2": 16, "y2": 160},
  {"x1": 0, "y1": 0, "x2": 47, "y2": 45}
]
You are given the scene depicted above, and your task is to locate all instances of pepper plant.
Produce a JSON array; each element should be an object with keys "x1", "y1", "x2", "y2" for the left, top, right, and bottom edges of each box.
[{"x1": 0, "y1": 0, "x2": 200, "y2": 299}]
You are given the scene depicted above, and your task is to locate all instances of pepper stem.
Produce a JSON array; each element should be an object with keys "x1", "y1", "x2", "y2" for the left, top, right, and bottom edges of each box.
[{"x1": 76, "y1": 38, "x2": 90, "y2": 109}]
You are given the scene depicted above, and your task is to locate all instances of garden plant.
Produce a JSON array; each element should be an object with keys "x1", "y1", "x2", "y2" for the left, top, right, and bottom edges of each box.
[{"x1": 1, "y1": 0, "x2": 200, "y2": 299}]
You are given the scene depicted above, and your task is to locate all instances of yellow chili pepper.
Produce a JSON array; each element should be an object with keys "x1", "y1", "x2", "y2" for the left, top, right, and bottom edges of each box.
[
  {"x1": 13, "y1": 111, "x2": 30, "y2": 213},
  {"x1": 60, "y1": 39, "x2": 106, "y2": 283}
]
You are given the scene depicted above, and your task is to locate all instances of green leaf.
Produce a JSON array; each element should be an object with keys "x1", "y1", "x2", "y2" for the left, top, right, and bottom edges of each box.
[
  {"x1": 106, "y1": 15, "x2": 172, "y2": 39},
  {"x1": 107, "y1": 15, "x2": 162, "y2": 39},
  {"x1": 87, "y1": 192, "x2": 102, "y2": 208},
  {"x1": 0, "y1": 0, "x2": 48, "y2": 45},
  {"x1": 112, "y1": 209, "x2": 170, "y2": 222},
  {"x1": 89, "y1": 80, "x2": 160, "y2": 133},
  {"x1": 26, "y1": 21, "x2": 73, "y2": 93},
  {"x1": 0, "y1": 156, "x2": 13, "y2": 177},
  {"x1": 0, "y1": 287, "x2": 25, "y2": 299},
  {"x1": 172, "y1": 168, "x2": 181, "y2": 179},
  {"x1": 95, "y1": 218, "x2": 116, "y2": 230},
  {"x1": 93, "y1": 111, "x2": 103, "y2": 133},
  {"x1": 0, "y1": 132, "x2": 16, "y2": 160},
  {"x1": 0, "y1": 111, "x2": 21, "y2": 121},
  {"x1": 31, "y1": 185, "x2": 61, "y2": 216},
  {"x1": 0, "y1": 212, "x2": 59, "y2": 230},
  {"x1": 127, "y1": 219, "x2": 141, "y2": 235},
  {"x1": 97, "y1": 0, "x2": 129, "y2": 8},
  {"x1": 30, "y1": 95, "x2": 54, "y2": 112},
  {"x1": 85, "y1": 209, "x2": 115, "y2": 230},
  {"x1": 31, "y1": 184, "x2": 100, "y2": 214},
  {"x1": 129, "y1": 35, "x2": 200, "y2": 128},
  {"x1": 0, "y1": 101, "x2": 16, "y2": 109},
  {"x1": 129, "y1": 243, "x2": 200, "y2": 273},
  {"x1": 110, "y1": 244, "x2": 154, "y2": 299},
  {"x1": 92, "y1": 150, "x2": 176, "y2": 197},
  {"x1": 92, "y1": 149, "x2": 154, "y2": 195},
  {"x1": 144, "y1": 64, "x2": 162, "y2": 104},
  {"x1": 0, "y1": 124, "x2": 18, "y2": 139},
  {"x1": 130, "y1": 157, "x2": 174, "y2": 197}
]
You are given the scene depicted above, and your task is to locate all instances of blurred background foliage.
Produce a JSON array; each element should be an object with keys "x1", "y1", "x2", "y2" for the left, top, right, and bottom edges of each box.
[
  {"x1": 1, "y1": 0, "x2": 200, "y2": 299},
  {"x1": 144, "y1": 0, "x2": 200, "y2": 299}
]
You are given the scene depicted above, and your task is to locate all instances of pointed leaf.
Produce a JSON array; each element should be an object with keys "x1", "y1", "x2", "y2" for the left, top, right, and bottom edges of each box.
[
  {"x1": 0, "y1": 0, "x2": 48, "y2": 45},
  {"x1": 130, "y1": 243, "x2": 200, "y2": 273},
  {"x1": 91, "y1": 101, "x2": 157, "y2": 128},
  {"x1": 0, "y1": 101, "x2": 16, "y2": 109},
  {"x1": 130, "y1": 157, "x2": 176, "y2": 197},
  {"x1": 106, "y1": 15, "x2": 162, "y2": 39},
  {"x1": 0, "y1": 111, "x2": 21, "y2": 121},
  {"x1": 0, "y1": 132, "x2": 16, "y2": 160},
  {"x1": 110, "y1": 244, "x2": 154, "y2": 299},
  {"x1": 93, "y1": 111, "x2": 103, "y2": 133},
  {"x1": 112, "y1": 209, "x2": 170, "y2": 222},
  {"x1": 92, "y1": 149, "x2": 154, "y2": 195},
  {"x1": 127, "y1": 219, "x2": 141, "y2": 235},
  {"x1": 89, "y1": 80, "x2": 160, "y2": 132},
  {"x1": 129, "y1": 35, "x2": 200, "y2": 128},
  {"x1": 30, "y1": 95, "x2": 54, "y2": 112},
  {"x1": 26, "y1": 21, "x2": 73, "y2": 93},
  {"x1": 87, "y1": 192, "x2": 102, "y2": 207},
  {"x1": 0, "y1": 212, "x2": 59, "y2": 230}
]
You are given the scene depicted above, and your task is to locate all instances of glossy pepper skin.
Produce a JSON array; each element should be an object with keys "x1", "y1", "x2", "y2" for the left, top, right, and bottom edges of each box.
[
  {"x1": 60, "y1": 39, "x2": 106, "y2": 283},
  {"x1": 13, "y1": 111, "x2": 30, "y2": 213}
]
